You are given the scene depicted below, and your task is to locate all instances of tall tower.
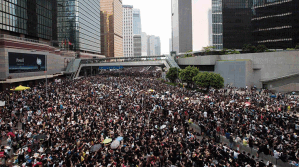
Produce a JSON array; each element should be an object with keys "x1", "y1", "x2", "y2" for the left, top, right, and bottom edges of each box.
[
  {"x1": 208, "y1": 9, "x2": 213, "y2": 46},
  {"x1": 212, "y1": 0, "x2": 223, "y2": 50},
  {"x1": 100, "y1": 0, "x2": 123, "y2": 57},
  {"x1": 141, "y1": 32, "x2": 148, "y2": 56},
  {"x1": 123, "y1": 5, "x2": 134, "y2": 57},
  {"x1": 171, "y1": 0, "x2": 192, "y2": 54},
  {"x1": 133, "y1": 9, "x2": 141, "y2": 35}
]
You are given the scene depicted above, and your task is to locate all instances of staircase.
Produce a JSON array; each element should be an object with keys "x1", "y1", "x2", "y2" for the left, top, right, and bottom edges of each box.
[
  {"x1": 165, "y1": 54, "x2": 180, "y2": 69},
  {"x1": 64, "y1": 59, "x2": 82, "y2": 79}
]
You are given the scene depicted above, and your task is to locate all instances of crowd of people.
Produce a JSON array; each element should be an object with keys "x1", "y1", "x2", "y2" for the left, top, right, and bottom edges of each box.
[{"x1": 0, "y1": 68, "x2": 298, "y2": 167}]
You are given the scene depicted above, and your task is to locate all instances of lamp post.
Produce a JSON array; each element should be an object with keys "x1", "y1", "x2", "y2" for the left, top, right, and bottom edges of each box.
[{"x1": 44, "y1": 71, "x2": 48, "y2": 101}]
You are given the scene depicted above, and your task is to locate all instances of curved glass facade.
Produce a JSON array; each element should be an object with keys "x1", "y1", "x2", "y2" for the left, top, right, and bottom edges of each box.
[
  {"x1": 57, "y1": 0, "x2": 101, "y2": 54},
  {"x1": 0, "y1": 0, "x2": 54, "y2": 40}
]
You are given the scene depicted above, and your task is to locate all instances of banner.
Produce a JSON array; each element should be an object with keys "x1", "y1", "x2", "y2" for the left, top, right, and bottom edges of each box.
[
  {"x1": 9, "y1": 52, "x2": 47, "y2": 73},
  {"x1": 99, "y1": 66, "x2": 123, "y2": 70}
]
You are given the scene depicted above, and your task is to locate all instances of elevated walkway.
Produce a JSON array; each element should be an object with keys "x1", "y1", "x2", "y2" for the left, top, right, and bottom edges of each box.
[{"x1": 69, "y1": 55, "x2": 180, "y2": 79}]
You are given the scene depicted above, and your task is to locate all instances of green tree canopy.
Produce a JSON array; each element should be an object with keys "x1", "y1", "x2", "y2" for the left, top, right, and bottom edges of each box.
[
  {"x1": 193, "y1": 72, "x2": 224, "y2": 90},
  {"x1": 257, "y1": 45, "x2": 268, "y2": 52},
  {"x1": 184, "y1": 50, "x2": 193, "y2": 58},
  {"x1": 242, "y1": 44, "x2": 257, "y2": 53},
  {"x1": 166, "y1": 67, "x2": 180, "y2": 83},
  {"x1": 179, "y1": 66, "x2": 199, "y2": 87}
]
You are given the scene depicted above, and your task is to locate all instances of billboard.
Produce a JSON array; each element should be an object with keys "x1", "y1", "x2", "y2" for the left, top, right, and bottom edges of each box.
[{"x1": 9, "y1": 52, "x2": 47, "y2": 73}]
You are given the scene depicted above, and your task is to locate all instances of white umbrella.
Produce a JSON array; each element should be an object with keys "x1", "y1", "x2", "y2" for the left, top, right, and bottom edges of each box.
[
  {"x1": 111, "y1": 140, "x2": 120, "y2": 149},
  {"x1": 160, "y1": 125, "x2": 166, "y2": 129}
]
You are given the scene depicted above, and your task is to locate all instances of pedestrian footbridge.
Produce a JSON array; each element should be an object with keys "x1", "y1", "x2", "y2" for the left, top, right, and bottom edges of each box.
[{"x1": 64, "y1": 55, "x2": 180, "y2": 79}]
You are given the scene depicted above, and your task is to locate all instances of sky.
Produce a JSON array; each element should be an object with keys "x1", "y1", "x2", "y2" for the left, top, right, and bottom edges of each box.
[{"x1": 122, "y1": 0, "x2": 212, "y2": 54}]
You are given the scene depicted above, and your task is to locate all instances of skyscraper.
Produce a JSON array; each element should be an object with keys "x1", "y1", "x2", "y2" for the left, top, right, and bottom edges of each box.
[
  {"x1": 169, "y1": 38, "x2": 172, "y2": 53},
  {"x1": 57, "y1": 0, "x2": 101, "y2": 54},
  {"x1": 141, "y1": 32, "x2": 148, "y2": 56},
  {"x1": 222, "y1": 0, "x2": 253, "y2": 49},
  {"x1": 100, "y1": 0, "x2": 123, "y2": 57},
  {"x1": 123, "y1": 5, "x2": 133, "y2": 57},
  {"x1": 171, "y1": 0, "x2": 192, "y2": 53},
  {"x1": 133, "y1": 9, "x2": 141, "y2": 35},
  {"x1": 212, "y1": 0, "x2": 223, "y2": 50},
  {"x1": 208, "y1": 9, "x2": 213, "y2": 46},
  {"x1": 252, "y1": 0, "x2": 299, "y2": 49},
  {"x1": 147, "y1": 35, "x2": 156, "y2": 56},
  {"x1": 0, "y1": 0, "x2": 56, "y2": 42},
  {"x1": 133, "y1": 35, "x2": 141, "y2": 57},
  {"x1": 155, "y1": 37, "x2": 161, "y2": 55}
]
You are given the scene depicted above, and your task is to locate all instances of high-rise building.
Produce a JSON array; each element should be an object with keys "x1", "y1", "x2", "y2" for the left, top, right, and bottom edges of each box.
[
  {"x1": 212, "y1": 0, "x2": 223, "y2": 50},
  {"x1": 147, "y1": 35, "x2": 156, "y2": 56},
  {"x1": 133, "y1": 9, "x2": 141, "y2": 35},
  {"x1": 123, "y1": 5, "x2": 133, "y2": 57},
  {"x1": 252, "y1": 0, "x2": 299, "y2": 49},
  {"x1": 133, "y1": 35, "x2": 141, "y2": 57},
  {"x1": 222, "y1": 0, "x2": 253, "y2": 49},
  {"x1": 171, "y1": 0, "x2": 192, "y2": 53},
  {"x1": 155, "y1": 37, "x2": 161, "y2": 55},
  {"x1": 57, "y1": 0, "x2": 101, "y2": 55},
  {"x1": 100, "y1": 0, "x2": 123, "y2": 57},
  {"x1": 0, "y1": 0, "x2": 56, "y2": 42},
  {"x1": 169, "y1": 38, "x2": 172, "y2": 53},
  {"x1": 141, "y1": 32, "x2": 148, "y2": 56},
  {"x1": 208, "y1": 9, "x2": 213, "y2": 46}
]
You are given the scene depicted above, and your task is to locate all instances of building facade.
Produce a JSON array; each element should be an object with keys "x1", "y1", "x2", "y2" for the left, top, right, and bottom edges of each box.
[
  {"x1": 123, "y1": 5, "x2": 133, "y2": 57},
  {"x1": 252, "y1": 0, "x2": 299, "y2": 49},
  {"x1": 133, "y1": 34, "x2": 141, "y2": 57},
  {"x1": 155, "y1": 36, "x2": 161, "y2": 55},
  {"x1": 171, "y1": 0, "x2": 192, "y2": 53},
  {"x1": 57, "y1": 0, "x2": 101, "y2": 55},
  {"x1": 0, "y1": 0, "x2": 56, "y2": 42},
  {"x1": 208, "y1": 9, "x2": 213, "y2": 46},
  {"x1": 147, "y1": 35, "x2": 156, "y2": 56},
  {"x1": 222, "y1": 0, "x2": 253, "y2": 49},
  {"x1": 133, "y1": 8, "x2": 141, "y2": 35},
  {"x1": 100, "y1": 0, "x2": 123, "y2": 58},
  {"x1": 141, "y1": 32, "x2": 147, "y2": 56},
  {"x1": 212, "y1": 0, "x2": 223, "y2": 50}
]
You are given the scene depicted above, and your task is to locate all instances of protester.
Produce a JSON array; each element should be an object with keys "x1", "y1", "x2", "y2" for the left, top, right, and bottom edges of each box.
[{"x1": 0, "y1": 67, "x2": 297, "y2": 166}]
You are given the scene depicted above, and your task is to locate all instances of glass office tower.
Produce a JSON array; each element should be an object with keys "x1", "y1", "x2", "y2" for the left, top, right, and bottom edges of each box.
[
  {"x1": 0, "y1": 0, "x2": 55, "y2": 41},
  {"x1": 252, "y1": 0, "x2": 299, "y2": 49},
  {"x1": 133, "y1": 8, "x2": 141, "y2": 35},
  {"x1": 57, "y1": 0, "x2": 101, "y2": 54},
  {"x1": 212, "y1": 0, "x2": 223, "y2": 50},
  {"x1": 222, "y1": 0, "x2": 253, "y2": 49}
]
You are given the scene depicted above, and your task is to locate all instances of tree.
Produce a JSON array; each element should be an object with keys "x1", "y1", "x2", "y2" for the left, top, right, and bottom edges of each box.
[
  {"x1": 184, "y1": 50, "x2": 193, "y2": 58},
  {"x1": 193, "y1": 72, "x2": 224, "y2": 90},
  {"x1": 295, "y1": 44, "x2": 299, "y2": 50},
  {"x1": 166, "y1": 67, "x2": 180, "y2": 83},
  {"x1": 179, "y1": 66, "x2": 199, "y2": 88},
  {"x1": 242, "y1": 44, "x2": 257, "y2": 53},
  {"x1": 257, "y1": 45, "x2": 268, "y2": 52}
]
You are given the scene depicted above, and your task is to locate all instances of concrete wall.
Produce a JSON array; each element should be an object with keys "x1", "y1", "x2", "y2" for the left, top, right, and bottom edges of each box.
[
  {"x1": 215, "y1": 61, "x2": 247, "y2": 88},
  {"x1": 178, "y1": 51, "x2": 299, "y2": 92},
  {"x1": 178, "y1": 55, "x2": 219, "y2": 65},
  {"x1": 2, "y1": 48, "x2": 66, "y2": 80}
]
